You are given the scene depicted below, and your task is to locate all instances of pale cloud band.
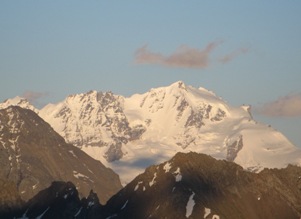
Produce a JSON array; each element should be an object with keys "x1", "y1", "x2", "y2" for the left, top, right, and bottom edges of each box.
[
  {"x1": 257, "y1": 93, "x2": 301, "y2": 117},
  {"x1": 134, "y1": 41, "x2": 222, "y2": 69},
  {"x1": 134, "y1": 41, "x2": 249, "y2": 69}
]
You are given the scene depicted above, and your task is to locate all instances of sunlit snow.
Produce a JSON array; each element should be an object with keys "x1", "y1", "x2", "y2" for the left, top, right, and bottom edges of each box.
[
  {"x1": 3, "y1": 81, "x2": 301, "y2": 185},
  {"x1": 204, "y1": 207, "x2": 211, "y2": 218}
]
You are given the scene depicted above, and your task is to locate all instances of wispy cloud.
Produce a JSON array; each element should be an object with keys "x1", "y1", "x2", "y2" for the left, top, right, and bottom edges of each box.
[
  {"x1": 22, "y1": 91, "x2": 49, "y2": 105},
  {"x1": 257, "y1": 93, "x2": 301, "y2": 117},
  {"x1": 135, "y1": 45, "x2": 163, "y2": 65},
  {"x1": 219, "y1": 47, "x2": 249, "y2": 64},
  {"x1": 134, "y1": 41, "x2": 222, "y2": 69}
]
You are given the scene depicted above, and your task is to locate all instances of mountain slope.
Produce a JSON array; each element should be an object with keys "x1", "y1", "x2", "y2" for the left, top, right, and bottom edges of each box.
[
  {"x1": 0, "y1": 106, "x2": 122, "y2": 204},
  {"x1": 0, "y1": 179, "x2": 23, "y2": 217},
  {"x1": 121, "y1": 81, "x2": 301, "y2": 174},
  {"x1": 2, "y1": 81, "x2": 301, "y2": 184},
  {"x1": 8, "y1": 152, "x2": 301, "y2": 219},
  {"x1": 101, "y1": 152, "x2": 301, "y2": 219}
]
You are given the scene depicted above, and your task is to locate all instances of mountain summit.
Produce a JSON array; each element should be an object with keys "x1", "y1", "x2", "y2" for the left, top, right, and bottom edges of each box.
[
  {"x1": 0, "y1": 96, "x2": 37, "y2": 113},
  {"x1": 2, "y1": 81, "x2": 301, "y2": 184}
]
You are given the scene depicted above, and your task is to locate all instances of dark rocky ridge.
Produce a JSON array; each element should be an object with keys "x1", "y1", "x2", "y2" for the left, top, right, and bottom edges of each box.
[
  {"x1": 4, "y1": 152, "x2": 301, "y2": 219},
  {"x1": 101, "y1": 152, "x2": 301, "y2": 219},
  {"x1": 0, "y1": 106, "x2": 122, "y2": 204},
  {"x1": 5, "y1": 181, "x2": 103, "y2": 219}
]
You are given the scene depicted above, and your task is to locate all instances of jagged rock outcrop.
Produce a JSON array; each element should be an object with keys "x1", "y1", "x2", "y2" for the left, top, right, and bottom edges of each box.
[
  {"x1": 11, "y1": 181, "x2": 103, "y2": 219},
  {"x1": 0, "y1": 106, "x2": 122, "y2": 204},
  {"x1": 101, "y1": 152, "x2": 301, "y2": 219}
]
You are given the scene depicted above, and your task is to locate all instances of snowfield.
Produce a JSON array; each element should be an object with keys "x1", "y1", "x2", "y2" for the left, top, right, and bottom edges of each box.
[{"x1": 2, "y1": 81, "x2": 301, "y2": 185}]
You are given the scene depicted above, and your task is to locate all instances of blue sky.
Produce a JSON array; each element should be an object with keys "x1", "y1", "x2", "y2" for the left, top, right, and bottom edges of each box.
[{"x1": 1, "y1": 1, "x2": 301, "y2": 147}]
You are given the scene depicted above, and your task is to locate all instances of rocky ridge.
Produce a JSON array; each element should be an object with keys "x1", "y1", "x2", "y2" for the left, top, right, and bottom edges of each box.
[
  {"x1": 0, "y1": 106, "x2": 122, "y2": 204},
  {"x1": 4, "y1": 181, "x2": 103, "y2": 219},
  {"x1": 101, "y1": 152, "x2": 301, "y2": 219},
  {"x1": 9, "y1": 152, "x2": 301, "y2": 219}
]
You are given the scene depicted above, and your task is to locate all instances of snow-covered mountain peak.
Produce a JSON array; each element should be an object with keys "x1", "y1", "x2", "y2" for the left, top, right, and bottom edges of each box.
[
  {"x1": 169, "y1": 80, "x2": 187, "y2": 90},
  {"x1": 167, "y1": 81, "x2": 221, "y2": 100},
  {"x1": 2, "y1": 82, "x2": 301, "y2": 185},
  {"x1": 39, "y1": 90, "x2": 143, "y2": 163},
  {"x1": 63, "y1": 90, "x2": 124, "y2": 112},
  {"x1": 0, "y1": 96, "x2": 38, "y2": 113},
  {"x1": 127, "y1": 81, "x2": 229, "y2": 117},
  {"x1": 124, "y1": 81, "x2": 231, "y2": 132},
  {"x1": 240, "y1": 104, "x2": 253, "y2": 118}
]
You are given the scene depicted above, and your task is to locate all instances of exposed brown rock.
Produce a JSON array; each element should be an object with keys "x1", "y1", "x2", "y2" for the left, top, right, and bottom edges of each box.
[
  {"x1": 102, "y1": 152, "x2": 301, "y2": 219},
  {"x1": 0, "y1": 106, "x2": 122, "y2": 204}
]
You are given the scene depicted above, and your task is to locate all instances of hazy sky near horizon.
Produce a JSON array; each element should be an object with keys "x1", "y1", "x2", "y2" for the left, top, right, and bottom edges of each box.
[{"x1": 1, "y1": 1, "x2": 301, "y2": 147}]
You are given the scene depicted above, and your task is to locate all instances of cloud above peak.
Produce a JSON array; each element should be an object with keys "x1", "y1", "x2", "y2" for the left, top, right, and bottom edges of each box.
[
  {"x1": 134, "y1": 41, "x2": 222, "y2": 69},
  {"x1": 22, "y1": 91, "x2": 49, "y2": 106},
  {"x1": 134, "y1": 41, "x2": 249, "y2": 69},
  {"x1": 257, "y1": 93, "x2": 301, "y2": 117}
]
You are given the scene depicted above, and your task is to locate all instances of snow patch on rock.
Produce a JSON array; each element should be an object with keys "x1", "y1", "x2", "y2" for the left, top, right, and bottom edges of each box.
[
  {"x1": 149, "y1": 172, "x2": 157, "y2": 187},
  {"x1": 173, "y1": 167, "x2": 182, "y2": 182},
  {"x1": 185, "y1": 191, "x2": 195, "y2": 218}
]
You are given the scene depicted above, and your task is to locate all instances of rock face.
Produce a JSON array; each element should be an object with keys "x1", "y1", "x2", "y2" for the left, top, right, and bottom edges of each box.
[
  {"x1": 0, "y1": 179, "x2": 23, "y2": 218},
  {"x1": 10, "y1": 181, "x2": 103, "y2": 219},
  {"x1": 2, "y1": 81, "x2": 301, "y2": 184},
  {"x1": 0, "y1": 106, "x2": 122, "y2": 204},
  {"x1": 101, "y1": 152, "x2": 301, "y2": 219}
]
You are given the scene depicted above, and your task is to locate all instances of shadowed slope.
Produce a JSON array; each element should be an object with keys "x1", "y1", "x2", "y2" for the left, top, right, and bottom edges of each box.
[{"x1": 102, "y1": 152, "x2": 301, "y2": 219}]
